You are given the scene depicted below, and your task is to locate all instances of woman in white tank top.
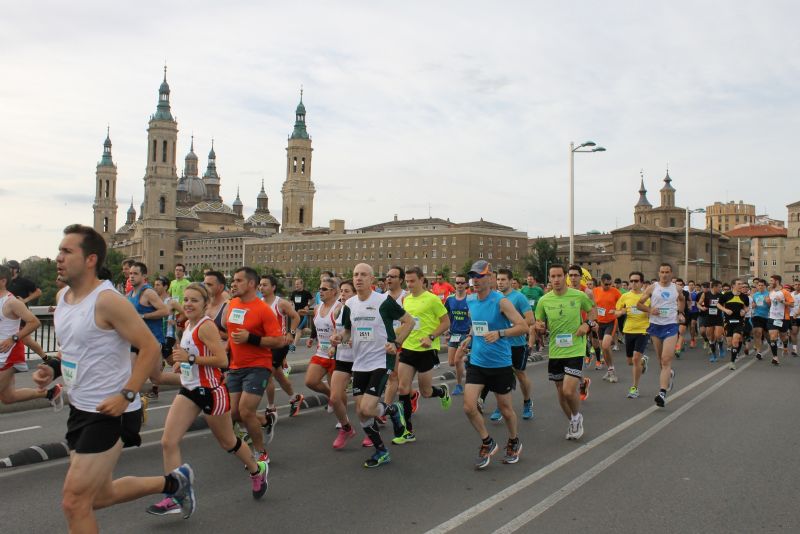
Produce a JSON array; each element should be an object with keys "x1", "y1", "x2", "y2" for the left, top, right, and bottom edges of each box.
[
  {"x1": 329, "y1": 280, "x2": 360, "y2": 449},
  {"x1": 304, "y1": 278, "x2": 341, "y2": 407}
]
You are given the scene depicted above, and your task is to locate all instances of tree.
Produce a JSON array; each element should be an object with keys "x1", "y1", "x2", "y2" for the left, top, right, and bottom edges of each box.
[
  {"x1": 291, "y1": 265, "x2": 322, "y2": 294},
  {"x1": 438, "y1": 264, "x2": 453, "y2": 282},
  {"x1": 105, "y1": 249, "x2": 126, "y2": 287},
  {"x1": 20, "y1": 257, "x2": 57, "y2": 306},
  {"x1": 528, "y1": 238, "x2": 558, "y2": 282},
  {"x1": 460, "y1": 259, "x2": 475, "y2": 277}
]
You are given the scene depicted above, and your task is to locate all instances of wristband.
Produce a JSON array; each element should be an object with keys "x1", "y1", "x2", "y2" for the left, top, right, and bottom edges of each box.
[
  {"x1": 247, "y1": 333, "x2": 262, "y2": 346},
  {"x1": 46, "y1": 358, "x2": 62, "y2": 379}
]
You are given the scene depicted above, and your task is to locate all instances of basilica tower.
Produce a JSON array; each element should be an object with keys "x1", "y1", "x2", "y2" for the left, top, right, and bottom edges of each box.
[
  {"x1": 141, "y1": 67, "x2": 179, "y2": 273},
  {"x1": 92, "y1": 128, "x2": 118, "y2": 242},
  {"x1": 280, "y1": 90, "x2": 316, "y2": 234}
]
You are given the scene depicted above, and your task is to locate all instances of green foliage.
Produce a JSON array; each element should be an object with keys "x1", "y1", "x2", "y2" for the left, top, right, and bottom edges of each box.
[
  {"x1": 460, "y1": 259, "x2": 475, "y2": 277},
  {"x1": 528, "y1": 238, "x2": 558, "y2": 282},
  {"x1": 19, "y1": 257, "x2": 58, "y2": 306},
  {"x1": 437, "y1": 264, "x2": 453, "y2": 282},
  {"x1": 290, "y1": 265, "x2": 322, "y2": 293},
  {"x1": 105, "y1": 249, "x2": 126, "y2": 287}
]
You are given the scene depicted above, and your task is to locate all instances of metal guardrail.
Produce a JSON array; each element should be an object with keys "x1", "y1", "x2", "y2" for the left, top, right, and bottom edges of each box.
[{"x1": 25, "y1": 307, "x2": 59, "y2": 359}]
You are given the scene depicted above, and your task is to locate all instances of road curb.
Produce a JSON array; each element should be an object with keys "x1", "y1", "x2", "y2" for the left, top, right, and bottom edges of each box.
[{"x1": 0, "y1": 441, "x2": 70, "y2": 468}]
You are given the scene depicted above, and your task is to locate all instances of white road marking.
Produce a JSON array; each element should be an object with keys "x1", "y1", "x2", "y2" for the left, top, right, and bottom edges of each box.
[
  {"x1": 492, "y1": 358, "x2": 755, "y2": 533},
  {"x1": 0, "y1": 426, "x2": 42, "y2": 435},
  {"x1": 425, "y1": 362, "x2": 730, "y2": 534}
]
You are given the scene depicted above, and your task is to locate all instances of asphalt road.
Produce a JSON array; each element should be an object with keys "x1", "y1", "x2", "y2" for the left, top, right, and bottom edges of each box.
[{"x1": 1, "y1": 344, "x2": 799, "y2": 533}]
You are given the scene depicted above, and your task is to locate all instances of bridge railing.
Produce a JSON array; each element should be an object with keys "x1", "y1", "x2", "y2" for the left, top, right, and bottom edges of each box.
[{"x1": 25, "y1": 307, "x2": 59, "y2": 360}]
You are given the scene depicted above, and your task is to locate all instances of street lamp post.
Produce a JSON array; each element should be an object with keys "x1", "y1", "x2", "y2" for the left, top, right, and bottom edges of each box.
[
  {"x1": 570, "y1": 141, "x2": 606, "y2": 265},
  {"x1": 685, "y1": 207, "x2": 705, "y2": 281}
]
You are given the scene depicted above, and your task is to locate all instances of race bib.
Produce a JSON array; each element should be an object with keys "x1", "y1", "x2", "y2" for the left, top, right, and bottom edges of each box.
[
  {"x1": 729, "y1": 319, "x2": 740, "y2": 324},
  {"x1": 229, "y1": 308, "x2": 247, "y2": 325},
  {"x1": 629, "y1": 306, "x2": 642, "y2": 315},
  {"x1": 356, "y1": 327, "x2": 374, "y2": 342},
  {"x1": 472, "y1": 321, "x2": 489, "y2": 337},
  {"x1": 294, "y1": 296, "x2": 302, "y2": 303},
  {"x1": 555, "y1": 334, "x2": 573, "y2": 348},
  {"x1": 597, "y1": 307, "x2": 606, "y2": 317},
  {"x1": 774, "y1": 319, "x2": 783, "y2": 327},
  {"x1": 450, "y1": 334, "x2": 462, "y2": 343},
  {"x1": 62, "y1": 359, "x2": 77, "y2": 387},
  {"x1": 528, "y1": 299, "x2": 536, "y2": 308},
  {"x1": 412, "y1": 316, "x2": 421, "y2": 331},
  {"x1": 708, "y1": 308, "x2": 718, "y2": 316},
  {"x1": 756, "y1": 297, "x2": 764, "y2": 306},
  {"x1": 658, "y1": 307, "x2": 671, "y2": 318},
  {"x1": 319, "y1": 340, "x2": 331, "y2": 352},
  {"x1": 180, "y1": 362, "x2": 194, "y2": 380}
]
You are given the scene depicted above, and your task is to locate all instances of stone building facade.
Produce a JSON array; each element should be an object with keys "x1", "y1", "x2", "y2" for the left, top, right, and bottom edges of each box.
[{"x1": 706, "y1": 201, "x2": 756, "y2": 233}]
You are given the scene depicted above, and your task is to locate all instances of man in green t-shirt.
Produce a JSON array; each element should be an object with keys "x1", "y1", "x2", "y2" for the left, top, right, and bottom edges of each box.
[
  {"x1": 535, "y1": 264, "x2": 595, "y2": 441},
  {"x1": 168, "y1": 263, "x2": 191, "y2": 304},
  {"x1": 521, "y1": 273, "x2": 545, "y2": 354}
]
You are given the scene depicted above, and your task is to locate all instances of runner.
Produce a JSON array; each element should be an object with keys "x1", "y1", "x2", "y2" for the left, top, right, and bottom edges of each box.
[
  {"x1": 674, "y1": 279, "x2": 690, "y2": 358},
  {"x1": 593, "y1": 273, "x2": 622, "y2": 383},
  {"x1": 289, "y1": 278, "x2": 314, "y2": 348},
  {"x1": 791, "y1": 280, "x2": 800, "y2": 357},
  {"x1": 614, "y1": 271, "x2": 650, "y2": 398},
  {"x1": 203, "y1": 271, "x2": 230, "y2": 342},
  {"x1": 485, "y1": 268, "x2": 534, "y2": 421},
  {"x1": 382, "y1": 266, "x2": 408, "y2": 407},
  {"x1": 394, "y1": 267, "x2": 452, "y2": 444},
  {"x1": 698, "y1": 281, "x2": 724, "y2": 362},
  {"x1": 148, "y1": 283, "x2": 267, "y2": 515},
  {"x1": 330, "y1": 263, "x2": 414, "y2": 468},
  {"x1": 4, "y1": 259, "x2": 49, "y2": 361},
  {"x1": 535, "y1": 264, "x2": 594, "y2": 440},
  {"x1": 432, "y1": 272, "x2": 456, "y2": 304},
  {"x1": 33, "y1": 224, "x2": 196, "y2": 529},
  {"x1": 330, "y1": 279, "x2": 359, "y2": 449},
  {"x1": 445, "y1": 274, "x2": 471, "y2": 395},
  {"x1": 460, "y1": 261, "x2": 527, "y2": 468},
  {"x1": 567, "y1": 265, "x2": 595, "y2": 400},
  {"x1": 305, "y1": 277, "x2": 341, "y2": 413},
  {"x1": 520, "y1": 273, "x2": 545, "y2": 354},
  {"x1": 258, "y1": 274, "x2": 301, "y2": 427},
  {"x1": 765, "y1": 274, "x2": 794, "y2": 365},
  {"x1": 687, "y1": 280, "x2": 700, "y2": 348},
  {"x1": 717, "y1": 278, "x2": 749, "y2": 370},
  {"x1": 226, "y1": 267, "x2": 286, "y2": 463},
  {"x1": 751, "y1": 278, "x2": 770, "y2": 359},
  {"x1": 637, "y1": 263, "x2": 684, "y2": 407},
  {"x1": 168, "y1": 264, "x2": 191, "y2": 305}
]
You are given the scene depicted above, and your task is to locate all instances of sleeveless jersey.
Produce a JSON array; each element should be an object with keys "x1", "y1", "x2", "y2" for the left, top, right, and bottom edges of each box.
[
  {"x1": 0, "y1": 293, "x2": 20, "y2": 360},
  {"x1": 649, "y1": 282, "x2": 679, "y2": 325},
  {"x1": 55, "y1": 281, "x2": 141, "y2": 413},
  {"x1": 313, "y1": 302, "x2": 338, "y2": 358},
  {"x1": 268, "y1": 296, "x2": 287, "y2": 335},
  {"x1": 179, "y1": 316, "x2": 222, "y2": 390},
  {"x1": 334, "y1": 304, "x2": 354, "y2": 363},
  {"x1": 126, "y1": 284, "x2": 165, "y2": 343}
]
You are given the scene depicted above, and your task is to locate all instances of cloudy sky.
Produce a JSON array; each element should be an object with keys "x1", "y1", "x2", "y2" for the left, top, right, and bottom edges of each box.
[{"x1": 3, "y1": 1, "x2": 798, "y2": 261}]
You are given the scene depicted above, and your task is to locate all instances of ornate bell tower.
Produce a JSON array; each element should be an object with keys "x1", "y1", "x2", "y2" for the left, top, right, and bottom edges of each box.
[
  {"x1": 280, "y1": 89, "x2": 316, "y2": 234},
  {"x1": 93, "y1": 127, "x2": 118, "y2": 242}
]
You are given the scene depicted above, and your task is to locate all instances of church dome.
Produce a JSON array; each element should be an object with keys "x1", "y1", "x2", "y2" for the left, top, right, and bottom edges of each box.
[{"x1": 184, "y1": 176, "x2": 206, "y2": 200}]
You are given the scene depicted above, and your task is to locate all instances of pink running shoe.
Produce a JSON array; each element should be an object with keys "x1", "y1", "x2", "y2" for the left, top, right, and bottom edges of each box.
[
  {"x1": 361, "y1": 436, "x2": 373, "y2": 448},
  {"x1": 333, "y1": 426, "x2": 356, "y2": 449}
]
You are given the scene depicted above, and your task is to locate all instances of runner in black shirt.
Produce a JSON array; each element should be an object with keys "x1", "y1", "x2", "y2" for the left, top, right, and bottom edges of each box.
[
  {"x1": 289, "y1": 278, "x2": 314, "y2": 347},
  {"x1": 717, "y1": 279, "x2": 749, "y2": 370}
]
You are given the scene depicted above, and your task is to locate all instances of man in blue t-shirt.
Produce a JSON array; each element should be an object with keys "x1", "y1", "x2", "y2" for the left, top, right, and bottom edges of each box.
[
  {"x1": 751, "y1": 278, "x2": 770, "y2": 358},
  {"x1": 445, "y1": 274, "x2": 472, "y2": 395}
]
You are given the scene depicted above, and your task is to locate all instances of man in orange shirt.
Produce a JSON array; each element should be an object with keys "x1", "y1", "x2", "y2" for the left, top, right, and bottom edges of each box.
[
  {"x1": 593, "y1": 273, "x2": 622, "y2": 383},
  {"x1": 226, "y1": 267, "x2": 286, "y2": 463},
  {"x1": 432, "y1": 273, "x2": 456, "y2": 304}
]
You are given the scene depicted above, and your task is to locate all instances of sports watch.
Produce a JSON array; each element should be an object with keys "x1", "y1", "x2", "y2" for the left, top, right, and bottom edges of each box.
[{"x1": 120, "y1": 389, "x2": 136, "y2": 402}]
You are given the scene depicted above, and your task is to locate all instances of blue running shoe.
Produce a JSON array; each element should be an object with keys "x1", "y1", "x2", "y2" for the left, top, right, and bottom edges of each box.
[
  {"x1": 489, "y1": 408, "x2": 503, "y2": 422},
  {"x1": 522, "y1": 400, "x2": 534, "y2": 420},
  {"x1": 364, "y1": 449, "x2": 391, "y2": 468},
  {"x1": 452, "y1": 384, "x2": 464, "y2": 396},
  {"x1": 388, "y1": 401, "x2": 407, "y2": 438}
]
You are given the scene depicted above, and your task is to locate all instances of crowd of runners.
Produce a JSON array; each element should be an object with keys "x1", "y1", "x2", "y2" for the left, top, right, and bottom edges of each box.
[{"x1": 1, "y1": 223, "x2": 798, "y2": 532}]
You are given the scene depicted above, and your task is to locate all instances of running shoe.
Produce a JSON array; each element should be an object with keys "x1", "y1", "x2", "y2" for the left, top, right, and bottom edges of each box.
[
  {"x1": 579, "y1": 377, "x2": 591, "y2": 401},
  {"x1": 439, "y1": 383, "x2": 451, "y2": 410},
  {"x1": 262, "y1": 410, "x2": 277, "y2": 445},
  {"x1": 258, "y1": 450, "x2": 270, "y2": 464},
  {"x1": 283, "y1": 360, "x2": 292, "y2": 376},
  {"x1": 289, "y1": 393, "x2": 304, "y2": 417},
  {"x1": 612, "y1": 344, "x2": 619, "y2": 352},
  {"x1": 641, "y1": 355, "x2": 649, "y2": 375},
  {"x1": 522, "y1": 399, "x2": 534, "y2": 420},
  {"x1": 146, "y1": 496, "x2": 181, "y2": 516},
  {"x1": 250, "y1": 461, "x2": 268, "y2": 499},
  {"x1": 170, "y1": 463, "x2": 196, "y2": 519},
  {"x1": 595, "y1": 361, "x2": 604, "y2": 371},
  {"x1": 771, "y1": 357, "x2": 780, "y2": 366},
  {"x1": 476, "y1": 397, "x2": 484, "y2": 414},
  {"x1": 567, "y1": 414, "x2": 584, "y2": 440},
  {"x1": 602, "y1": 370, "x2": 612, "y2": 382},
  {"x1": 388, "y1": 401, "x2": 407, "y2": 438},
  {"x1": 675, "y1": 349, "x2": 681, "y2": 359},
  {"x1": 326, "y1": 400, "x2": 334, "y2": 414},
  {"x1": 709, "y1": 355, "x2": 717, "y2": 363},
  {"x1": 391, "y1": 430, "x2": 416, "y2": 445},
  {"x1": 144, "y1": 389, "x2": 159, "y2": 400},
  {"x1": 655, "y1": 392, "x2": 666, "y2": 408},
  {"x1": 607, "y1": 371, "x2": 619, "y2": 383},
  {"x1": 47, "y1": 384, "x2": 64, "y2": 412},
  {"x1": 667, "y1": 369, "x2": 675, "y2": 392},
  {"x1": 690, "y1": 339, "x2": 696, "y2": 348},
  {"x1": 502, "y1": 439, "x2": 522, "y2": 464},
  {"x1": 584, "y1": 356, "x2": 591, "y2": 367},
  {"x1": 489, "y1": 408, "x2": 503, "y2": 422},
  {"x1": 756, "y1": 352, "x2": 763, "y2": 360},
  {"x1": 363, "y1": 449, "x2": 391, "y2": 468},
  {"x1": 475, "y1": 438, "x2": 498, "y2": 469},
  {"x1": 627, "y1": 386, "x2": 639, "y2": 399},
  {"x1": 410, "y1": 390, "x2": 420, "y2": 414},
  {"x1": 333, "y1": 426, "x2": 356, "y2": 449},
  {"x1": 288, "y1": 344, "x2": 296, "y2": 352},
  {"x1": 452, "y1": 384, "x2": 464, "y2": 396},
  {"x1": 729, "y1": 362, "x2": 736, "y2": 370},
  {"x1": 361, "y1": 436, "x2": 373, "y2": 447}
]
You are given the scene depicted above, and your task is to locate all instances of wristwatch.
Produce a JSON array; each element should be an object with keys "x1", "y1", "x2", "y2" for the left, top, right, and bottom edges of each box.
[
  {"x1": 586, "y1": 320, "x2": 597, "y2": 328},
  {"x1": 11, "y1": 334, "x2": 19, "y2": 342},
  {"x1": 428, "y1": 334, "x2": 436, "y2": 341},
  {"x1": 289, "y1": 330, "x2": 297, "y2": 336},
  {"x1": 393, "y1": 341, "x2": 402, "y2": 349},
  {"x1": 498, "y1": 330, "x2": 505, "y2": 338},
  {"x1": 188, "y1": 354, "x2": 196, "y2": 365},
  {"x1": 120, "y1": 389, "x2": 136, "y2": 402}
]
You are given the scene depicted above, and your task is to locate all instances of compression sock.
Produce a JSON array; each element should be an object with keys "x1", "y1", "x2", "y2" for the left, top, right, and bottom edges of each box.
[
  {"x1": 162, "y1": 474, "x2": 179, "y2": 494},
  {"x1": 769, "y1": 340, "x2": 778, "y2": 356}
]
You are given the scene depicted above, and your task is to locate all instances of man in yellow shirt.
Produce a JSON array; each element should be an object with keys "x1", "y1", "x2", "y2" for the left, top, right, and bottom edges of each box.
[{"x1": 615, "y1": 271, "x2": 650, "y2": 398}]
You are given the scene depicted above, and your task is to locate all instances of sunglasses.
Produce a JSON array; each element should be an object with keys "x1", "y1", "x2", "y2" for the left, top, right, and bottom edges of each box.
[
  {"x1": 629, "y1": 279, "x2": 641, "y2": 283},
  {"x1": 319, "y1": 287, "x2": 333, "y2": 292},
  {"x1": 455, "y1": 281, "x2": 467, "y2": 284},
  {"x1": 385, "y1": 275, "x2": 399, "y2": 279}
]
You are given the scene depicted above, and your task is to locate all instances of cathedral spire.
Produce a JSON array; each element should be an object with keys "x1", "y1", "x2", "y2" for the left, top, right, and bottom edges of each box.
[
  {"x1": 635, "y1": 170, "x2": 652, "y2": 208},
  {"x1": 202, "y1": 138, "x2": 221, "y2": 201},
  {"x1": 290, "y1": 87, "x2": 309, "y2": 140},
  {"x1": 100, "y1": 126, "x2": 113, "y2": 166},
  {"x1": 154, "y1": 65, "x2": 173, "y2": 121},
  {"x1": 256, "y1": 179, "x2": 269, "y2": 212}
]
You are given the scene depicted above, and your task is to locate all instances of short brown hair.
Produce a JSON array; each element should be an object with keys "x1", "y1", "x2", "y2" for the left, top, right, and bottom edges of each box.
[{"x1": 64, "y1": 224, "x2": 107, "y2": 275}]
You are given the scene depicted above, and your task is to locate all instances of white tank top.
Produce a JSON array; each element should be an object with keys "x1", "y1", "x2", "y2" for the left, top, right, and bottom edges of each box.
[
  {"x1": 55, "y1": 281, "x2": 141, "y2": 413},
  {"x1": 649, "y1": 282, "x2": 679, "y2": 325},
  {"x1": 334, "y1": 304, "x2": 354, "y2": 363},
  {"x1": 179, "y1": 316, "x2": 222, "y2": 390},
  {"x1": 313, "y1": 302, "x2": 338, "y2": 358},
  {"x1": 0, "y1": 293, "x2": 20, "y2": 359},
  {"x1": 269, "y1": 296, "x2": 286, "y2": 335}
]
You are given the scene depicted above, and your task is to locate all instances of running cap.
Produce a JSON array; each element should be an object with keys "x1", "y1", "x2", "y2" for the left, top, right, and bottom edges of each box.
[
  {"x1": 468, "y1": 260, "x2": 491, "y2": 276},
  {"x1": 4, "y1": 260, "x2": 20, "y2": 270}
]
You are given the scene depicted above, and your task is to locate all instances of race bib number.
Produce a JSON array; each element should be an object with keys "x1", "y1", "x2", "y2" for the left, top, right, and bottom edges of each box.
[
  {"x1": 356, "y1": 327, "x2": 374, "y2": 342},
  {"x1": 180, "y1": 362, "x2": 194, "y2": 380},
  {"x1": 773, "y1": 319, "x2": 783, "y2": 327},
  {"x1": 450, "y1": 334, "x2": 462, "y2": 343},
  {"x1": 658, "y1": 307, "x2": 671, "y2": 318},
  {"x1": 597, "y1": 307, "x2": 606, "y2": 317},
  {"x1": 229, "y1": 308, "x2": 247, "y2": 325},
  {"x1": 412, "y1": 317, "x2": 421, "y2": 331},
  {"x1": 756, "y1": 297, "x2": 764, "y2": 306},
  {"x1": 319, "y1": 340, "x2": 331, "y2": 352},
  {"x1": 708, "y1": 308, "x2": 718, "y2": 316},
  {"x1": 472, "y1": 321, "x2": 489, "y2": 337},
  {"x1": 555, "y1": 334, "x2": 574, "y2": 348},
  {"x1": 62, "y1": 360, "x2": 77, "y2": 387},
  {"x1": 629, "y1": 306, "x2": 642, "y2": 315},
  {"x1": 528, "y1": 299, "x2": 536, "y2": 308},
  {"x1": 294, "y1": 296, "x2": 302, "y2": 304}
]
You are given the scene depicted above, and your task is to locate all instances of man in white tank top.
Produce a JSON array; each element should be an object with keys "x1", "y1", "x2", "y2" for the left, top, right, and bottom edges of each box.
[
  {"x1": 33, "y1": 225, "x2": 196, "y2": 529},
  {"x1": 0, "y1": 265, "x2": 62, "y2": 408},
  {"x1": 637, "y1": 263, "x2": 685, "y2": 408}
]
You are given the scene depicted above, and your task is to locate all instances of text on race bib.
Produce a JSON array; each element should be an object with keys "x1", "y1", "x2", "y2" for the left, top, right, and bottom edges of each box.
[
  {"x1": 319, "y1": 340, "x2": 331, "y2": 351},
  {"x1": 412, "y1": 317, "x2": 421, "y2": 331},
  {"x1": 229, "y1": 308, "x2": 247, "y2": 325},
  {"x1": 62, "y1": 360, "x2": 77, "y2": 387},
  {"x1": 449, "y1": 334, "x2": 462, "y2": 343},
  {"x1": 356, "y1": 327, "x2": 374, "y2": 342},
  {"x1": 180, "y1": 362, "x2": 194, "y2": 380},
  {"x1": 555, "y1": 334, "x2": 574, "y2": 348},
  {"x1": 629, "y1": 306, "x2": 642, "y2": 315},
  {"x1": 294, "y1": 296, "x2": 302, "y2": 303},
  {"x1": 774, "y1": 319, "x2": 783, "y2": 327},
  {"x1": 472, "y1": 321, "x2": 489, "y2": 337},
  {"x1": 597, "y1": 307, "x2": 606, "y2": 317},
  {"x1": 658, "y1": 307, "x2": 671, "y2": 318},
  {"x1": 708, "y1": 308, "x2": 718, "y2": 316},
  {"x1": 528, "y1": 299, "x2": 536, "y2": 307}
]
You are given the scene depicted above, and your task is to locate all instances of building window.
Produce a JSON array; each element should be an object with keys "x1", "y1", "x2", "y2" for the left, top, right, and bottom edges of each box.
[
  {"x1": 159, "y1": 196, "x2": 166, "y2": 214},
  {"x1": 152, "y1": 140, "x2": 157, "y2": 162},
  {"x1": 299, "y1": 208, "x2": 304, "y2": 224},
  {"x1": 773, "y1": 260, "x2": 777, "y2": 266},
  {"x1": 488, "y1": 252, "x2": 493, "y2": 259},
  {"x1": 159, "y1": 264, "x2": 164, "y2": 271},
  {"x1": 651, "y1": 242, "x2": 656, "y2": 252},
  {"x1": 479, "y1": 238, "x2": 484, "y2": 245},
  {"x1": 635, "y1": 241, "x2": 644, "y2": 252},
  {"x1": 763, "y1": 260, "x2": 768, "y2": 266},
  {"x1": 103, "y1": 217, "x2": 108, "y2": 233},
  {"x1": 705, "y1": 243, "x2": 710, "y2": 253},
  {"x1": 669, "y1": 218, "x2": 676, "y2": 227},
  {"x1": 479, "y1": 252, "x2": 484, "y2": 259},
  {"x1": 293, "y1": 157, "x2": 297, "y2": 173},
  {"x1": 301, "y1": 157, "x2": 305, "y2": 174},
  {"x1": 620, "y1": 241, "x2": 627, "y2": 252},
  {"x1": 159, "y1": 250, "x2": 164, "y2": 257},
  {"x1": 162, "y1": 140, "x2": 168, "y2": 163}
]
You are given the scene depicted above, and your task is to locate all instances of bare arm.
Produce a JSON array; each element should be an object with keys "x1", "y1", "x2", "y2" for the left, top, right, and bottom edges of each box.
[
  {"x1": 636, "y1": 285, "x2": 655, "y2": 313},
  {"x1": 141, "y1": 288, "x2": 169, "y2": 319},
  {"x1": 484, "y1": 299, "x2": 527, "y2": 343},
  {"x1": 172, "y1": 321, "x2": 228, "y2": 368},
  {"x1": 20, "y1": 287, "x2": 42, "y2": 305}
]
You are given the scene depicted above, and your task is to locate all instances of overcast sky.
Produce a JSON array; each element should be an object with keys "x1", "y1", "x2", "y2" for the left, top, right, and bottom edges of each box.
[{"x1": 3, "y1": 1, "x2": 799, "y2": 262}]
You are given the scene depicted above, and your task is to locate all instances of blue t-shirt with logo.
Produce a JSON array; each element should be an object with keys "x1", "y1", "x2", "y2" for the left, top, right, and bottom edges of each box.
[
  {"x1": 445, "y1": 294, "x2": 471, "y2": 335},
  {"x1": 752, "y1": 291, "x2": 770, "y2": 318},
  {"x1": 466, "y1": 291, "x2": 511, "y2": 368}
]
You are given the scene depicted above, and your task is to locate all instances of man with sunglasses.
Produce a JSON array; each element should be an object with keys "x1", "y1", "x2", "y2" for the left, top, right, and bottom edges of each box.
[
  {"x1": 445, "y1": 274, "x2": 471, "y2": 395},
  {"x1": 382, "y1": 266, "x2": 408, "y2": 407},
  {"x1": 432, "y1": 273, "x2": 456, "y2": 304},
  {"x1": 535, "y1": 264, "x2": 595, "y2": 440},
  {"x1": 567, "y1": 265, "x2": 595, "y2": 400},
  {"x1": 615, "y1": 272, "x2": 650, "y2": 398},
  {"x1": 460, "y1": 261, "x2": 528, "y2": 468},
  {"x1": 593, "y1": 274, "x2": 622, "y2": 383}
]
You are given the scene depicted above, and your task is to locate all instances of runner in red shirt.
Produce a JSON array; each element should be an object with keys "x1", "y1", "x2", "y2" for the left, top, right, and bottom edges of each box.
[{"x1": 432, "y1": 273, "x2": 456, "y2": 303}]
